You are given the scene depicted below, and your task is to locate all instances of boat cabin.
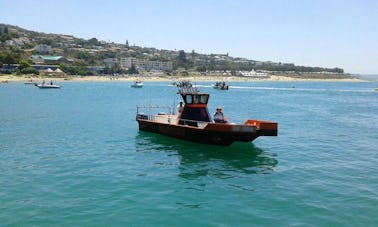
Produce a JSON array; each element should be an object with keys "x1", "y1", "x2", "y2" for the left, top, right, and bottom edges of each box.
[{"x1": 178, "y1": 92, "x2": 211, "y2": 126}]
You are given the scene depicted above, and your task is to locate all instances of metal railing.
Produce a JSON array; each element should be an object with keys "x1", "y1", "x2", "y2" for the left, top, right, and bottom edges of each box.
[
  {"x1": 136, "y1": 105, "x2": 209, "y2": 128},
  {"x1": 136, "y1": 105, "x2": 172, "y2": 120}
]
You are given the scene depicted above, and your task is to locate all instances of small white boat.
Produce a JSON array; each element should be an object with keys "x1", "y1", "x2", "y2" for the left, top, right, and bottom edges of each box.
[
  {"x1": 35, "y1": 81, "x2": 60, "y2": 89},
  {"x1": 131, "y1": 80, "x2": 143, "y2": 88}
]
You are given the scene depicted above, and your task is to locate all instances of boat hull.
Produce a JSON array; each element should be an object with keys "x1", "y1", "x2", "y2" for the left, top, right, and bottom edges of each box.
[
  {"x1": 136, "y1": 118, "x2": 277, "y2": 146},
  {"x1": 213, "y1": 86, "x2": 228, "y2": 90},
  {"x1": 131, "y1": 81, "x2": 143, "y2": 88},
  {"x1": 131, "y1": 85, "x2": 143, "y2": 88},
  {"x1": 36, "y1": 84, "x2": 61, "y2": 89}
]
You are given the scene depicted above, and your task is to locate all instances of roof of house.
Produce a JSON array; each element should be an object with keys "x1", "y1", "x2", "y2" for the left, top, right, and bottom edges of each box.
[{"x1": 31, "y1": 55, "x2": 63, "y2": 61}]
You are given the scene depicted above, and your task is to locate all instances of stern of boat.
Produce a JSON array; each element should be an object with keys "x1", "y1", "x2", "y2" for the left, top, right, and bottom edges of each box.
[{"x1": 244, "y1": 119, "x2": 278, "y2": 136}]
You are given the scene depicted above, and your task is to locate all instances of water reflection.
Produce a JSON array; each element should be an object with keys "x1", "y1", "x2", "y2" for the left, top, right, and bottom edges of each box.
[{"x1": 135, "y1": 132, "x2": 278, "y2": 179}]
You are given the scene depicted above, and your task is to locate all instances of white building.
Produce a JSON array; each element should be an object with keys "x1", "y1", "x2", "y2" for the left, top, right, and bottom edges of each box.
[
  {"x1": 35, "y1": 44, "x2": 52, "y2": 53},
  {"x1": 108, "y1": 57, "x2": 173, "y2": 71},
  {"x1": 240, "y1": 69, "x2": 269, "y2": 78}
]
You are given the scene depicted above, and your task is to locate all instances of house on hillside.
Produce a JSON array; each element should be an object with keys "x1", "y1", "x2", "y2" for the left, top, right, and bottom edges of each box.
[
  {"x1": 103, "y1": 58, "x2": 117, "y2": 67},
  {"x1": 35, "y1": 44, "x2": 52, "y2": 54}
]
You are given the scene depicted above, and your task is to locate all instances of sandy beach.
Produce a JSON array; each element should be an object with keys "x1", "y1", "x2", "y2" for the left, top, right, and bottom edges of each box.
[{"x1": 0, "y1": 74, "x2": 365, "y2": 83}]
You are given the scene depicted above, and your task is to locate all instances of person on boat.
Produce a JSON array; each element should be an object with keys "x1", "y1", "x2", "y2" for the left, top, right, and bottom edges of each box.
[
  {"x1": 50, "y1": 80, "x2": 53, "y2": 85},
  {"x1": 42, "y1": 80, "x2": 45, "y2": 85},
  {"x1": 213, "y1": 106, "x2": 228, "y2": 123},
  {"x1": 177, "y1": 101, "x2": 184, "y2": 116}
]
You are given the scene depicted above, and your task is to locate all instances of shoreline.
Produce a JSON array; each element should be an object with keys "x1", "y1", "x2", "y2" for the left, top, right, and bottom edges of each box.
[{"x1": 1, "y1": 74, "x2": 367, "y2": 83}]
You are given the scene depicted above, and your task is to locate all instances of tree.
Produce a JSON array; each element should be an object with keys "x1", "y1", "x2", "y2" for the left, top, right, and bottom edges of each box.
[
  {"x1": 18, "y1": 59, "x2": 31, "y2": 70},
  {"x1": 110, "y1": 62, "x2": 125, "y2": 74},
  {"x1": 88, "y1": 37, "x2": 99, "y2": 46},
  {"x1": 178, "y1": 50, "x2": 187, "y2": 62},
  {"x1": 40, "y1": 38, "x2": 53, "y2": 45},
  {"x1": 196, "y1": 65, "x2": 207, "y2": 72},
  {"x1": 21, "y1": 67, "x2": 39, "y2": 75},
  {"x1": 191, "y1": 50, "x2": 196, "y2": 58},
  {"x1": 0, "y1": 51, "x2": 19, "y2": 65},
  {"x1": 128, "y1": 63, "x2": 138, "y2": 74},
  {"x1": 0, "y1": 33, "x2": 11, "y2": 43}
]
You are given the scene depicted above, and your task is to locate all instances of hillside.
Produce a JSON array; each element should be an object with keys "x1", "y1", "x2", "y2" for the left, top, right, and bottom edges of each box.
[{"x1": 0, "y1": 23, "x2": 352, "y2": 78}]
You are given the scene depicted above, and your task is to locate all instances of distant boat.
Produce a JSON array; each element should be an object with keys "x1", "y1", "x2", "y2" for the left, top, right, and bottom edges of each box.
[
  {"x1": 131, "y1": 80, "x2": 143, "y2": 88},
  {"x1": 375, "y1": 87, "x2": 378, "y2": 91},
  {"x1": 35, "y1": 81, "x2": 60, "y2": 89},
  {"x1": 176, "y1": 80, "x2": 193, "y2": 89},
  {"x1": 213, "y1": 81, "x2": 229, "y2": 90}
]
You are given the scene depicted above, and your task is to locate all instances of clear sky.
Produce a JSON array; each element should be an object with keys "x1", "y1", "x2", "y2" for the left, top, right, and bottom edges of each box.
[{"x1": 1, "y1": 0, "x2": 377, "y2": 74}]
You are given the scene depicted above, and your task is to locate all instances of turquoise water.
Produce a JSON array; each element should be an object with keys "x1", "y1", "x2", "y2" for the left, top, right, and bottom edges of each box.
[{"x1": 1, "y1": 81, "x2": 377, "y2": 226}]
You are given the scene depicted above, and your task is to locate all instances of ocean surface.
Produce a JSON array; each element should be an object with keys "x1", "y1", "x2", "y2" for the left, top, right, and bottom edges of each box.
[{"x1": 1, "y1": 81, "x2": 377, "y2": 226}]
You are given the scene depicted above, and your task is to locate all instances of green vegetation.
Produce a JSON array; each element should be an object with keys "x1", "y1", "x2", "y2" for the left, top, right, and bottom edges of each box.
[
  {"x1": 0, "y1": 25, "x2": 16, "y2": 43},
  {"x1": 60, "y1": 64, "x2": 93, "y2": 76},
  {"x1": 128, "y1": 64, "x2": 138, "y2": 74},
  {"x1": 0, "y1": 50, "x2": 21, "y2": 65}
]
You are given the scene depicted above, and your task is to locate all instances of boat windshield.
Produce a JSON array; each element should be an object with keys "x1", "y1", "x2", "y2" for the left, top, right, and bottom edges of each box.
[{"x1": 182, "y1": 94, "x2": 209, "y2": 104}]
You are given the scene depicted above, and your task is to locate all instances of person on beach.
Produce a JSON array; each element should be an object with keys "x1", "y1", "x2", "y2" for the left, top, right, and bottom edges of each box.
[{"x1": 213, "y1": 106, "x2": 227, "y2": 123}]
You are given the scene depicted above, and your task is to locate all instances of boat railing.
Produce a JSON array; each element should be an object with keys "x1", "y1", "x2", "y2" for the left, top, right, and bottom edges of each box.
[
  {"x1": 136, "y1": 105, "x2": 210, "y2": 128},
  {"x1": 136, "y1": 105, "x2": 173, "y2": 120}
]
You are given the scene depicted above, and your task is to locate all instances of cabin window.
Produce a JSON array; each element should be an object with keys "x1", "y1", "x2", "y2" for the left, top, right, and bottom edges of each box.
[
  {"x1": 200, "y1": 95, "x2": 209, "y2": 104},
  {"x1": 193, "y1": 95, "x2": 199, "y2": 104},
  {"x1": 185, "y1": 95, "x2": 193, "y2": 104},
  {"x1": 183, "y1": 94, "x2": 209, "y2": 104}
]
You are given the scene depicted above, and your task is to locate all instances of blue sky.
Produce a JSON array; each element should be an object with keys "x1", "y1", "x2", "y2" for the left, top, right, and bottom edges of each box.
[{"x1": 1, "y1": 0, "x2": 377, "y2": 74}]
